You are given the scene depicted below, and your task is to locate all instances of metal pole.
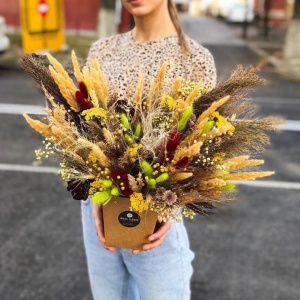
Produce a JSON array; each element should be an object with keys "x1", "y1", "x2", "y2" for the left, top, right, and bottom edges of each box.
[
  {"x1": 242, "y1": 0, "x2": 250, "y2": 39},
  {"x1": 263, "y1": 0, "x2": 270, "y2": 39}
]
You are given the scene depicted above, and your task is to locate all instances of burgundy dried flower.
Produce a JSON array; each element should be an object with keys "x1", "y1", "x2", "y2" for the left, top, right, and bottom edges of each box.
[
  {"x1": 110, "y1": 170, "x2": 129, "y2": 183},
  {"x1": 166, "y1": 130, "x2": 181, "y2": 152},
  {"x1": 78, "y1": 81, "x2": 89, "y2": 99},
  {"x1": 110, "y1": 170, "x2": 133, "y2": 197},
  {"x1": 163, "y1": 190, "x2": 178, "y2": 205},
  {"x1": 122, "y1": 187, "x2": 133, "y2": 197},
  {"x1": 75, "y1": 91, "x2": 92, "y2": 110},
  {"x1": 175, "y1": 156, "x2": 189, "y2": 168}
]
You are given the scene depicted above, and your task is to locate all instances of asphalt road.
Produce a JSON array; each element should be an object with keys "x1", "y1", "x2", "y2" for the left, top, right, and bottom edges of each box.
[{"x1": 1, "y1": 17, "x2": 300, "y2": 300}]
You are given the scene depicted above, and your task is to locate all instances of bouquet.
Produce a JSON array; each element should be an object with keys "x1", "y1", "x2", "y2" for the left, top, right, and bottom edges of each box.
[{"x1": 21, "y1": 52, "x2": 277, "y2": 223}]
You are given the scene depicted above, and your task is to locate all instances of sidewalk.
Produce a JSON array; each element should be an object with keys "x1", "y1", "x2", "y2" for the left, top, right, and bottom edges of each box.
[
  {"x1": 181, "y1": 14, "x2": 285, "y2": 62},
  {"x1": 181, "y1": 14, "x2": 300, "y2": 81}
]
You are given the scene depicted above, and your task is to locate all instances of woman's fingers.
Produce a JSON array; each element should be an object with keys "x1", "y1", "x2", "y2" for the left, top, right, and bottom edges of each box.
[
  {"x1": 142, "y1": 221, "x2": 171, "y2": 251},
  {"x1": 93, "y1": 204, "x2": 116, "y2": 252},
  {"x1": 93, "y1": 204, "x2": 105, "y2": 243}
]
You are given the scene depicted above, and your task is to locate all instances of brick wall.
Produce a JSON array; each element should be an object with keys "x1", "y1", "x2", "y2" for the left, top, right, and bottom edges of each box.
[{"x1": 0, "y1": 0, "x2": 99, "y2": 31}]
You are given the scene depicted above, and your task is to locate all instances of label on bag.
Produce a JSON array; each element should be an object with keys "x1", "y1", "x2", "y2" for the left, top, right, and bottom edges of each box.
[{"x1": 118, "y1": 211, "x2": 141, "y2": 227}]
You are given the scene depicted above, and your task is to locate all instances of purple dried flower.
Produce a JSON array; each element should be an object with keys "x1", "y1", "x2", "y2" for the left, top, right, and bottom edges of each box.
[
  {"x1": 188, "y1": 114, "x2": 197, "y2": 130},
  {"x1": 163, "y1": 190, "x2": 178, "y2": 205},
  {"x1": 155, "y1": 187, "x2": 166, "y2": 199}
]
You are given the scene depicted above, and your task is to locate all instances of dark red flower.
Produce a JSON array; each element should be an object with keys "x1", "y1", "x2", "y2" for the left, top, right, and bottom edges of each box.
[
  {"x1": 122, "y1": 187, "x2": 133, "y2": 197},
  {"x1": 110, "y1": 170, "x2": 129, "y2": 183},
  {"x1": 75, "y1": 91, "x2": 92, "y2": 110},
  {"x1": 175, "y1": 156, "x2": 189, "y2": 168},
  {"x1": 166, "y1": 130, "x2": 181, "y2": 152},
  {"x1": 78, "y1": 81, "x2": 89, "y2": 99}
]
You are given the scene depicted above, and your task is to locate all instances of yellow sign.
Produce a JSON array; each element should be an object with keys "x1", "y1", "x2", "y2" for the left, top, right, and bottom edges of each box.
[{"x1": 20, "y1": 0, "x2": 65, "y2": 53}]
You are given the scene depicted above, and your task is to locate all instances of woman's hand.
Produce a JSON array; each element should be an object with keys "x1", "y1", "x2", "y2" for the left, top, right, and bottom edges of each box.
[
  {"x1": 132, "y1": 220, "x2": 172, "y2": 255},
  {"x1": 93, "y1": 203, "x2": 116, "y2": 252}
]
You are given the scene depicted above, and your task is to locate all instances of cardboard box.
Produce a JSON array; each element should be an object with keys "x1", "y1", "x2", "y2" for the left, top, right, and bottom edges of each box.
[{"x1": 103, "y1": 197, "x2": 158, "y2": 250}]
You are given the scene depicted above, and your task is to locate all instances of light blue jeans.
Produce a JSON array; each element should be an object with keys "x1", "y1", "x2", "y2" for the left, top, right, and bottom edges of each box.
[{"x1": 81, "y1": 197, "x2": 194, "y2": 300}]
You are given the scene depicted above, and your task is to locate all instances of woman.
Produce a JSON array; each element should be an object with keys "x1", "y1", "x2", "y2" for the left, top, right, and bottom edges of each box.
[{"x1": 82, "y1": 0, "x2": 217, "y2": 299}]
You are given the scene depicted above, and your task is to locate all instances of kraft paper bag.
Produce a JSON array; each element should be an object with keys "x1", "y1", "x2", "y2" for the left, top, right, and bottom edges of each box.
[{"x1": 103, "y1": 197, "x2": 158, "y2": 250}]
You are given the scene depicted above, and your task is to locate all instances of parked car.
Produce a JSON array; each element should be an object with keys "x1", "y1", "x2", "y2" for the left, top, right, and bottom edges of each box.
[
  {"x1": 0, "y1": 16, "x2": 10, "y2": 54},
  {"x1": 207, "y1": 0, "x2": 255, "y2": 23}
]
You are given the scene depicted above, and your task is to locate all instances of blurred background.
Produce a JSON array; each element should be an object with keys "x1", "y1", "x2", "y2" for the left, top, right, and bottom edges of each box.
[{"x1": 0, "y1": 0, "x2": 300, "y2": 299}]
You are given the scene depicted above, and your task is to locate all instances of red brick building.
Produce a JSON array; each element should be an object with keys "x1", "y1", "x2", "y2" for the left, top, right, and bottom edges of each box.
[
  {"x1": 255, "y1": 0, "x2": 294, "y2": 25},
  {"x1": 0, "y1": 0, "x2": 99, "y2": 32}
]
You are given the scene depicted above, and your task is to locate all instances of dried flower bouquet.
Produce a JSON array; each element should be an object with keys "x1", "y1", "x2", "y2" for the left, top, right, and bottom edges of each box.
[{"x1": 21, "y1": 52, "x2": 277, "y2": 222}]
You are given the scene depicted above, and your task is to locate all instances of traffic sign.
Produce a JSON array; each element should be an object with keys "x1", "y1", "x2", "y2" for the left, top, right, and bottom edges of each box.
[{"x1": 37, "y1": 0, "x2": 49, "y2": 17}]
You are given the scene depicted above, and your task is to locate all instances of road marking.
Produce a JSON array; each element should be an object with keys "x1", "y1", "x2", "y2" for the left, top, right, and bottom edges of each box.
[
  {"x1": 0, "y1": 103, "x2": 45, "y2": 115},
  {"x1": 0, "y1": 163, "x2": 300, "y2": 190},
  {"x1": 251, "y1": 97, "x2": 300, "y2": 106},
  {"x1": 232, "y1": 180, "x2": 300, "y2": 190},
  {"x1": 277, "y1": 120, "x2": 300, "y2": 131},
  {"x1": 0, "y1": 163, "x2": 59, "y2": 174}
]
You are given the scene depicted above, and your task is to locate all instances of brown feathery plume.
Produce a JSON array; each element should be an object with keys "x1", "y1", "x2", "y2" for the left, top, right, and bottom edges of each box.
[
  {"x1": 198, "y1": 178, "x2": 227, "y2": 190},
  {"x1": 148, "y1": 62, "x2": 168, "y2": 101},
  {"x1": 78, "y1": 138, "x2": 111, "y2": 167},
  {"x1": 48, "y1": 65, "x2": 80, "y2": 112},
  {"x1": 216, "y1": 117, "x2": 277, "y2": 157},
  {"x1": 169, "y1": 172, "x2": 193, "y2": 182},
  {"x1": 89, "y1": 89, "x2": 100, "y2": 108},
  {"x1": 51, "y1": 125, "x2": 76, "y2": 148},
  {"x1": 91, "y1": 59, "x2": 108, "y2": 108},
  {"x1": 228, "y1": 159, "x2": 264, "y2": 170},
  {"x1": 103, "y1": 128, "x2": 116, "y2": 148},
  {"x1": 193, "y1": 65, "x2": 266, "y2": 117},
  {"x1": 20, "y1": 54, "x2": 70, "y2": 109},
  {"x1": 195, "y1": 95, "x2": 230, "y2": 126},
  {"x1": 46, "y1": 54, "x2": 72, "y2": 81},
  {"x1": 173, "y1": 141, "x2": 203, "y2": 163},
  {"x1": 46, "y1": 54, "x2": 80, "y2": 111},
  {"x1": 23, "y1": 114, "x2": 52, "y2": 138},
  {"x1": 185, "y1": 202, "x2": 214, "y2": 215},
  {"x1": 134, "y1": 72, "x2": 145, "y2": 105},
  {"x1": 171, "y1": 77, "x2": 183, "y2": 99},
  {"x1": 185, "y1": 81, "x2": 203, "y2": 105},
  {"x1": 222, "y1": 155, "x2": 249, "y2": 165},
  {"x1": 227, "y1": 171, "x2": 274, "y2": 180}
]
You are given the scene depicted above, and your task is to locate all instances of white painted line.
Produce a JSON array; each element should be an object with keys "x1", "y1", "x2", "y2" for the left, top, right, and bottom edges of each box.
[
  {"x1": 0, "y1": 103, "x2": 46, "y2": 115},
  {"x1": 277, "y1": 120, "x2": 300, "y2": 131},
  {"x1": 251, "y1": 97, "x2": 300, "y2": 105},
  {"x1": 233, "y1": 180, "x2": 300, "y2": 190},
  {"x1": 0, "y1": 163, "x2": 59, "y2": 174}
]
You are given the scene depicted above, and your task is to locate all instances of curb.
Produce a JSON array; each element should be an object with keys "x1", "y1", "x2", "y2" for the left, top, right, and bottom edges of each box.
[{"x1": 246, "y1": 42, "x2": 282, "y2": 67}]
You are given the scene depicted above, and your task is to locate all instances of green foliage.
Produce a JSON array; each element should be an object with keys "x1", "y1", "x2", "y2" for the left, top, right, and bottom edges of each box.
[{"x1": 178, "y1": 106, "x2": 193, "y2": 131}]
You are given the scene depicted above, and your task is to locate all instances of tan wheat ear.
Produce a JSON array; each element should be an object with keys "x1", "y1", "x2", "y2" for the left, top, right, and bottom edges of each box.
[
  {"x1": 71, "y1": 51, "x2": 84, "y2": 82},
  {"x1": 23, "y1": 114, "x2": 52, "y2": 138},
  {"x1": 134, "y1": 72, "x2": 145, "y2": 105}
]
